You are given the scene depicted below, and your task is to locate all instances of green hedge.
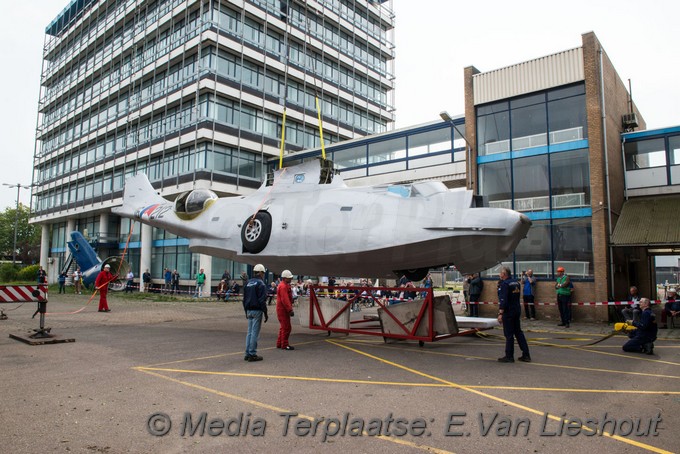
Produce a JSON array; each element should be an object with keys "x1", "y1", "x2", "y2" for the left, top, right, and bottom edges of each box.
[{"x1": 0, "y1": 264, "x2": 40, "y2": 284}]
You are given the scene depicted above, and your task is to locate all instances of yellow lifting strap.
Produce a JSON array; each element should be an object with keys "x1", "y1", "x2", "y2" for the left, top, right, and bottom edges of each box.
[{"x1": 315, "y1": 96, "x2": 326, "y2": 160}]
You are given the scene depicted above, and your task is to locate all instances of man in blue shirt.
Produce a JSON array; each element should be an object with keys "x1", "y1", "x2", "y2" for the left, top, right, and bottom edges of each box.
[
  {"x1": 497, "y1": 267, "x2": 531, "y2": 363},
  {"x1": 520, "y1": 269, "x2": 537, "y2": 320},
  {"x1": 243, "y1": 264, "x2": 268, "y2": 362}
]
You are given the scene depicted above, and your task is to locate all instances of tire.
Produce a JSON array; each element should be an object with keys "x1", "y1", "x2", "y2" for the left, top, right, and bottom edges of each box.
[
  {"x1": 399, "y1": 268, "x2": 429, "y2": 282},
  {"x1": 241, "y1": 211, "x2": 272, "y2": 254}
]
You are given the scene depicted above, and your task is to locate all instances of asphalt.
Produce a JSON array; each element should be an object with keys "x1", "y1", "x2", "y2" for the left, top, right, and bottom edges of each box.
[{"x1": 0, "y1": 292, "x2": 678, "y2": 454}]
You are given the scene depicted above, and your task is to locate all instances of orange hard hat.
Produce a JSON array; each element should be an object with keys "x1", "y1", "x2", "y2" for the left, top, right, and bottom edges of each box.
[{"x1": 556, "y1": 267, "x2": 565, "y2": 272}]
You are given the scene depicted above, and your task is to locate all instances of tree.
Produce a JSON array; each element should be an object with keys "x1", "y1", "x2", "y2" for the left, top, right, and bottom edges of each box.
[{"x1": 0, "y1": 204, "x2": 41, "y2": 264}]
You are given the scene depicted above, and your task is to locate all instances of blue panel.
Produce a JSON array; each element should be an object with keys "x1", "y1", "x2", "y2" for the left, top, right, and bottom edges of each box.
[
  {"x1": 123, "y1": 242, "x2": 142, "y2": 249},
  {"x1": 520, "y1": 207, "x2": 591, "y2": 221},
  {"x1": 152, "y1": 238, "x2": 191, "y2": 248},
  {"x1": 551, "y1": 207, "x2": 592, "y2": 219},
  {"x1": 548, "y1": 139, "x2": 589, "y2": 153},
  {"x1": 622, "y1": 125, "x2": 680, "y2": 140},
  {"x1": 477, "y1": 152, "x2": 511, "y2": 164},
  {"x1": 524, "y1": 211, "x2": 551, "y2": 221},
  {"x1": 50, "y1": 247, "x2": 67, "y2": 253}
]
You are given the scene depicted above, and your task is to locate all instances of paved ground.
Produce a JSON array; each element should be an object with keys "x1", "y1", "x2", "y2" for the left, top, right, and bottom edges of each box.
[{"x1": 1, "y1": 292, "x2": 678, "y2": 454}]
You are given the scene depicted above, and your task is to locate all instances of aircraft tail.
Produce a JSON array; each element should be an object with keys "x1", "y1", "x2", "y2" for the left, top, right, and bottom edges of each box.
[
  {"x1": 67, "y1": 232, "x2": 131, "y2": 291},
  {"x1": 112, "y1": 173, "x2": 166, "y2": 218}
]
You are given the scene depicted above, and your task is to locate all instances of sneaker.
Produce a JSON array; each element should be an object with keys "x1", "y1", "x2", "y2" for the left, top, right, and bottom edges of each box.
[
  {"x1": 283, "y1": 346, "x2": 295, "y2": 350},
  {"x1": 244, "y1": 355, "x2": 251, "y2": 361},
  {"x1": 557, "y1": 323, "x2": 565, "y2": 326},
  {"x1": 497, "y1": 357, "x2": 514, "y2": 363},
  {"x1": 247, "y1": 355, "x2": 263, "y2": 362},
  {"x1": 643, "y1": 343, "x2": 654, "y2": 355},
  {"x1": 518, "y1": 355, "x2": 532, "y2": 363}
]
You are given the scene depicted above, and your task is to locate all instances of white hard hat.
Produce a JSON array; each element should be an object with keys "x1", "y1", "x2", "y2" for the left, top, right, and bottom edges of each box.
[
  {"x1": 253, "y1": 264, "x2": 266, "y2": 272},
  {"x1": 669, "y1": 288, "x2": 677, "y2": 293},
  {"x1": 104, "y1": 264, "x2": 111, "y2": 269},
  {"x1": 281, "y1": 270, "x2": 293, "y2": 279}
]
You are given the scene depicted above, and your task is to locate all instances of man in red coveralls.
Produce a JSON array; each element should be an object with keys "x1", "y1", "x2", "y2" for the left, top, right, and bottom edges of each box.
[
  {"x1": 95, "y1": 264, "x2": 117, "y2": 312},
  {"x1": 276, "y1": 270, "x2": 295, "y2": 350}
]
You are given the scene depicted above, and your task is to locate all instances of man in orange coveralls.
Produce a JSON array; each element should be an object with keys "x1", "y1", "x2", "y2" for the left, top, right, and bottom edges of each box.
[
  {"x1": 95, "y1": 264, "x2": 117, "y2": 312},
  {"x1": 276, "y1": 269, "x2": 295, "y2": 350}
]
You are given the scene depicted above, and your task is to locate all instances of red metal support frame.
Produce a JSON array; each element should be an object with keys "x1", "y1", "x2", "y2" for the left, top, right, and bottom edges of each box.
[{"x1": 307, "y1": 285, "x2": 459, "y2": 344}]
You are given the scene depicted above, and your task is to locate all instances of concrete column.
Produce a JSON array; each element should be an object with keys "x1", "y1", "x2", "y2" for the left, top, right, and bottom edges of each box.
[
  {"x1": 140, "y1": 223, "x2": 152, "y2": 292},
  {"x1": 200, "y1": 253, "x2": 212, "y2": 297},
  {"x1": 99, "y1": 212, "x2": 109, "y2": 239},
  {"x1": 40, "y1": 224, "x2": 50, "y2": 279},
  {"x1": 66, "y1": 219, "x2": 76, "y2": 235}
]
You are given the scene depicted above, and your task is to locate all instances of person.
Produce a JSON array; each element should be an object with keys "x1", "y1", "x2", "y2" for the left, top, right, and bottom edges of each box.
[
  {"x1": 276, "y1": 269, "x2": 295, "y2": 350},
  {"x1": 216, "y1": 279, "x2": 228, "y2": 301},
  {"x1": 58, "y1": 271, "x2": 67, "y2": 294},
  {"x1": 73, "y1": 267, "x2": 83, "y2": 294},
  {"x1": 328, "y1": 276, "x2": 337, "y2": 298},
  {"x1": 125, "y1": 270, "x2": 134, "y2": 293},
  {"x1": 622, "y1": 298, "x2": 657, "y2": 354},
  {"x1": 240, "y1": 271, "x2": 248, "y2": 289},
  {"x1": 621, "y1": 286, "x2": 641, "y2": 322},
  {"x1": 496, "y1": 266, "x2": 531, "y2": 363},
  {"x1": 222, "y1": 270, "x2": 231, "y2": 286},
  {"x1": 267, "y1": 281, "x2": 277, "y2": 305},
  {"x1": 468, "y1": 273, "x2": 483, "y2": 317},
  {"x1": 171, "y1": 270, "x2": 180, "y2": 294},
  {"x1": 243, "y1": 264, "x2": 268, "y2": 362},
  {"x1": 95, "y1": 264, "x2": 117, "y2": 312},
  {"x1": 195, "y1": 268, "x2": 206, "y2": 297},
  {"x1": 660, "y1": 288, "x2": 680, "y2": 329},
  {"x1": 421, "y1": 273, "x2": 433, "y2": 299},
  {"x1": 142, "y1": 269, "x2": 151, "y2": 293},
  {"x1": 555, "y1": 266, "x2": 571, "y2": 328},
  {"x1": 463, "y1": 275, "x2": 471, "y2": 307},
  {"x1": 37, "y1": 266, "x2": 47, "y2": 284},
  {"x1": 164, "y1": 268, "x2": 172, "y2": 294},
  {"x1": 520, "y1": 269, "x2": 537, "y2": 320}
]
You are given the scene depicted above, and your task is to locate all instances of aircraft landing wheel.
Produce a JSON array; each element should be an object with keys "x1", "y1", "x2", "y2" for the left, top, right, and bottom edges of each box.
[
  {"x1": 241, "y1": 211, "x2": 272, "y2": 254},
  {"x1": 397, "y1": 268, "x2": 429, "y2": 282}
]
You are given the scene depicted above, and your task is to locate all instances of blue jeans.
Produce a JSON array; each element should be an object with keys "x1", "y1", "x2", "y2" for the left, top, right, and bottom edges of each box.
[{"x1": 245, "y1": 310, "x2": 264, "y2": 357}]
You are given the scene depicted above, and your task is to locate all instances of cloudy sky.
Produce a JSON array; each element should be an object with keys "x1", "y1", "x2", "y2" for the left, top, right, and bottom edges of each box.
[{"x1": 0, "y1": 0, "x2": 678, "y2": 210}]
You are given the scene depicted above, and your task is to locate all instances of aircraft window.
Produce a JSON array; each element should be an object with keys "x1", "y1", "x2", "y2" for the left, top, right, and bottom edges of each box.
[
  {"x1": 387, "y1": 185, "x2": 412, "y2": 198},
  {"x1": 185, "y1": 189, "x2": 218, "y2": 214},
  {"x1": 176, "y1": 189, "x2": 218, "y2": 215},
  {"x1": 411, "y1": 181, "x2": 448, "y2": 197}
]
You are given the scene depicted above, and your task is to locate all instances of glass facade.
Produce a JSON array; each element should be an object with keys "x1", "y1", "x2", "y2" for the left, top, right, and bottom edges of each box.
[
  {"x1": 623, "y1": 130, "x2": 680, "y2": 189},
  {"x1": 477, "y1": 83, "x2": 593, "y2": 278}
]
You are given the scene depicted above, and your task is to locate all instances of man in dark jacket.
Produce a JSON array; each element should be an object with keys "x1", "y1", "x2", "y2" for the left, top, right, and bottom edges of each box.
[
  {"x1": 468, "y1": 273, "x2": 483, "y2": 317},
  {"x1": 623, "y1": 298, "x2": 657, "y2": 355},
  {"x1": 243, "y1": 264, "x2": 268, "y2": 362},
  {"x1": 497, "y1": 267, "x2": 531, "y2": 363}
]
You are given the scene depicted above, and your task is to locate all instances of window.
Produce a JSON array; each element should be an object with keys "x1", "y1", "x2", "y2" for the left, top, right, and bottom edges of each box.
[
  {"x1": 552, "y1": 218, "x2": 593, "y2": 278},
  {"x1": 624, "y1": 138, "x2": 666, "y2": 169},
  {"x1": 479, "y1": 160, "x2": 512, "y2": 207},
  {"x1": 670, "y1": 135, "x2": 680, "y2": 165},
  {"x1": 512, "y1": 155, "x2": 549, "y2": 211},
  {"x1": 368, "y1": 137, "x2": 406, "y2": 164},
  {"x1": 511, "y1": 103, "x2": 547, "y2": 150},
  {"x1": 408, "y1": 128, "x2": 451, "y2": 157},
  {"x1": 550, "y1": 149, "x2": 590, "y2": 209},
  {"x1": 513, "y1": 220, "x2": 552, "y2": 277},
  {"x1": 477, "y1": 102, "x2": 510, "y2": 155}
]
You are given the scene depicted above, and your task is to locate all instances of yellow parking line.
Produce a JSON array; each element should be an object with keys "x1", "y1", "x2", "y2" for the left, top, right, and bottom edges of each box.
[
  {"x1": 136, "y1": 366, "x2": 680, "y2": 395},
  {"x1": 340, "y1": 340, "x2": 680, "y2": 380},
  {"x1": 134, "y1": 367, "x2": 454, "y2": 454},
  {"x1": 328, "y1": 340, "x2": 672, "y2": 454}
]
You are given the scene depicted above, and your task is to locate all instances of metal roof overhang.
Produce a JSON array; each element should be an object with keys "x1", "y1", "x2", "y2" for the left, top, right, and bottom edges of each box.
[{"x1": 610, "y1": 195, "x2": 680, "y2": 247}]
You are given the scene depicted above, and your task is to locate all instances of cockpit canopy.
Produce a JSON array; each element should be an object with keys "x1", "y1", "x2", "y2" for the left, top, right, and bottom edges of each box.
[{"x1": 175, "y1": 189, "x2": 218, "y2": 218}]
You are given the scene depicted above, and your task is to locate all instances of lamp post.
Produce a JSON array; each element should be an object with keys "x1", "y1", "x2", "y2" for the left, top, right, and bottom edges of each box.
[
  {"x1": 2, "y1": 183, "x2": 32, "y2": 266},
  {"x1": 439, "y1": 111, "x2": 473, "y2": 190}
]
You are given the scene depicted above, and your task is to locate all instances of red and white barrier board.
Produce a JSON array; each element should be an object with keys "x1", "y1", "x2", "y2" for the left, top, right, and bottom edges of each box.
[{"x1": 0, "y1": 285, "x2": 48, "y2": 303}]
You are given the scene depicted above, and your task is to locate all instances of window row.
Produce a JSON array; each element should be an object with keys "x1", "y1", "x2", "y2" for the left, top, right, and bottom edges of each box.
[
  {"x1": 479, "y1": 148, "x2": 591, "y2": 212},
  {"x1": 476, "y1": 84, "x2": 588, "y2": 156},
  {"x1": 33, "y1": 143, "x2": 264, "y2": 213},
  {"x1": 483, "y1": 218, "x2": 594, "y2": 278},
  {"x1": 624, "y1": 134, "x2": 680, "y2": 189}
]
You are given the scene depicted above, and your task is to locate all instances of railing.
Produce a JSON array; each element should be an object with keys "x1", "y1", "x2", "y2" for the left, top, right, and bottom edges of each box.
[
  {"x1": 489, "y1": 192, "x2": 586, "y2": 212},
  {"x1": 483, "y1": 127, "x2": 584, "y2": 155}
]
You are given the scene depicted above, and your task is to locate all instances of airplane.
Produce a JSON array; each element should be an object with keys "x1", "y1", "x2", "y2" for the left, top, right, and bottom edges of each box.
[
  {"x1": 67, "y1": 231, "x2": 131, "y2": 291},
  {"x1": 113, "y1": 158, "x2": 531, "y2": 281}
]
